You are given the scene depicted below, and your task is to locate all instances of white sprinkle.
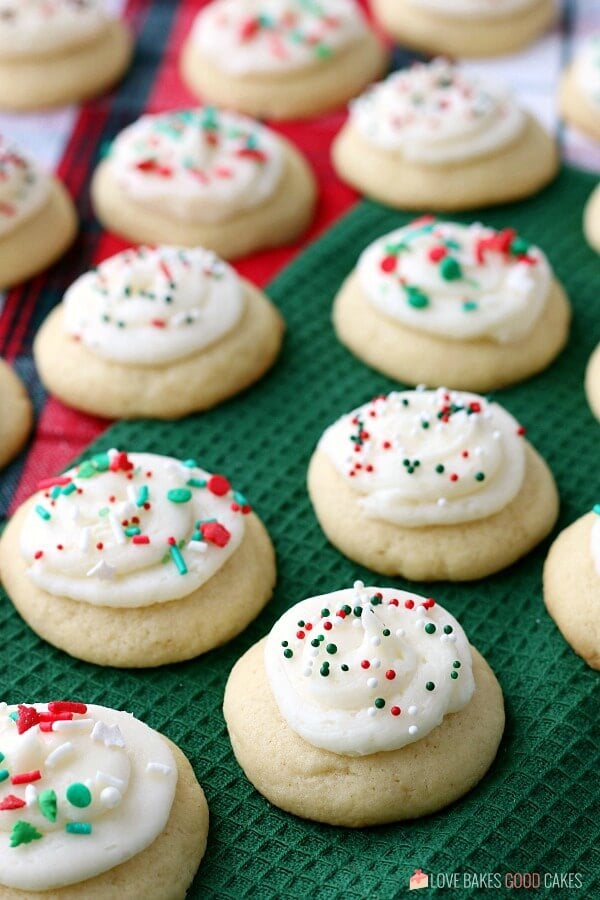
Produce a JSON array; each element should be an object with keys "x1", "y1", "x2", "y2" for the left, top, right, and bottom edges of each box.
[
  {"x1": 415, "y1": 618, "x2": 426, "y2": 629},
  {"x1": 78, "y1": 527, "x2": 90, "y2": 552},
  {"x1": 310, "y1": 647, "x2": 319, "y2": 658},
  {"x1": 367, "y1": 707, "x2": 377, "y2": 717},
  {"x1": 366, "y1": 677, "x2": 378, "y2": 688},
  {"x1": 352, "y1": 618, "x2": 362, "y2": 628},
  {"x1": 91, "y1": 721, "x2": 126, "y2": 748},
  {"x1": 146, "y1": 762, "x2": 172, "y2": 776},
  {"x1": 187, "y1": 540, "x2": 207, "y2": 553},
  {"x1": 119, "y1": 501, "x2": 136, "y2": 517},
  {"x1": 493, "y1": 430, "x2": 501, "y2": 440},
  {"x1": 395, "y1": 628, "x2": 405, "y2": 637},
  {"x1": 108, "y1": 448, "x2": 119, "y2": 461},
  {"x1": 302, "y1": 668, "x2": 312, "y2": 677},
  {"x1": 437, "y1": 497, "x2": 447, "y2": 507},
  {"x1": 25, "y1": 785, "x2": 38, "y2": 806},
  {"x1": 408, "y1": 705, "x2": 417, "y2": 716},
  {"x1": 96, "y1": 771, "x2": 126, "y2": 791},
  {"x1": 109, "y1": 513, "x2": 126, "y2": 545},
  {"x1": 100, "y1": 787, "x2": 122, "y2": 809},
  {"x1": 45, "y1": 741, "x2": 75, "y2": 767},
  {"x1": 68, "y1": 504, "x2": 80, "y2": 522},
  {"x1": 447, "y1": 634, "x2": 457, "y2": 643},
  {"x1": 370, "y1": 636, "x2": 381, "y2": 647},
  {"x1": 54, "y1": 719, "x2": 94, "y2": 732},
  {"x1": 86, "y1": 559, "x2": 116, "y2": 580},
  {"x1": 353, "y1": 580, "x2": 365, "y2": 592},
  {"x1": 371, "y1": 658, "x2": 381, "y2": 669},
  {"x1": 440, "y1": 634, "x2": 449, "y2": 643},
  {"x1": 474, "y1": 446, "x2": 483, "y2": 457},
  {"x1": 127, "y1": 485, "x2": 138, "y2": 504},
  {"x1": 408, "y1": 725, "x2": 418, "y2": 736},
  {"x1": 416, "y1": 383, "x2": 426, "y2": 392}
]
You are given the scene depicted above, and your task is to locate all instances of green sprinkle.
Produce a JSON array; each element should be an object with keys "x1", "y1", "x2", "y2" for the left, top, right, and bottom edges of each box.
[
  {"x1": 405, "y1": 285, "x2": 430, "y2": 308},
  {"x1": 321, "y1": 608, "x2": 330, "y2": 617},
  {"x1": 383, "y1": 628, "x2": 391, "y2": 637},
  {"x1": 475, "y1": 472, "x2": 485, "y2": 482},
  {"x1": 353, "y1": 606, "x2": 363, "y2": 617},
  {"x1": 0, "y1": 769, "x2": 9, "y2": 782},
  {"x1": 66, "y1": 823, "x2": 92, "y2": 835},
  {"x1": 421, "y1": 421, "x2": 430, "y2": 429},
  {"x1": 39, "y1": 790, "x2": 57, "y2": 822},
  {"x1": 283, "y1": 649, "x2": 293, "y2": 659},
  {"x1": 66, "y1": 783, "x2": 92, "y2": 808},
  {"x1": 297, "y1": 620, "x2": 305, "y2": 627},
  {"x1": 425, "y1": 623, "x2": 436, "y2": 634},
  {"x1": 510, "y1": 236, "x2": 530, "y2": 255},
  {"x1": 35, "y1": 505, "x2": 51, "y2": 521},
  {"x1": 326, "y1": 644, "x2": 337, "y2": 655},
  {"x1": 462, "y1": 300, "x2": 478, "y2": 312},
  {"x1": 314, "y1": 43, "x2": 332, "y2": 59},
  {"x1": 186, "y1": 478, "x2": 207, "y2": 489},
  {"x1": 61, "y1": 482, "x2": 77, "y2": 496},
  {"x1": 450, "y1": 671, "x2": 459, "y2": 680},
  {"x1": 440, "y1": 257, "x2": 463, "y2": 281},
  {"x1": 76, "y1": 461, "x2": 97, "y2": 479},
  {"x1": 370, "y1": 595, "x2": 382, "y2": 606},
  {"x1": 0, "y1": 752, "x2": 3, "y2": 762},
  {"x1": 311, "y1": 639, "x2": 320, "y2": 648},
  {"x1": 91, "y1": 452, "x2": 110, "y2": 472},
  {"x1": 98, "y1": 507, "x2": 109, "y2": 518},
  {"x1": 136, "y1": 485, "x2": 148, "y2": 507},
  {"x1": 453, "y1": 660, "x2": 461, "y2": 668},
  {"x1": 50, "y1": 485, "x2": 62, "y2": 500},
  {"x1": 318, "y1": 635, "x2": 325, "y2": 642},
  {"x1": 8, "y1": 712, "x2": 17, "y2": 721},
  {"x1": 167, "y1": 488, "x2": 192, "y2": 504},
  {"x1": 341, "y1": 664, "x2": 349, "y2": 672},
  {"x1": 443, "y1": 625, "x2": 453, "y2": 634},
  {"x1": 169, "y1": 544, "x2": 188, "y2": 576},
  {"x1": 281, "y1": 641, "x2": 288, "y2": 647},
  {"x1": 435, "y1": 464, "x2": 445, "y2": 474},
  {"x1": 341, "y1": 605, "x2": 352, "y2": 615},
  {"x1": 10, "y1": 821, "x2": 42, "y2": 848},
  {"x1": 374, "y1": 698, "x2": 385, "y2": 709},
  {"x1": 320, "y1": 663, "x2": 330, "y2": 677},
  {"x1": 592, "y1": 503, "x2": 600, "y2": 516},
  {"x1": 183, "y1": 459, "x2": 197, "y2": 468},
  {"x1": 425, "y1": 682, "x2": 435, "y2": 692}
]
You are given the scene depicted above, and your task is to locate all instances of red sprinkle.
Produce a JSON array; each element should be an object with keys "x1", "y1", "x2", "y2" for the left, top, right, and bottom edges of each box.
[
  {"x1": 405, "y1": 599, "x2": 415, "y2": 609},
  {"x1": 323, "y1": 621, "x2": 332, "y2": 631},
  {"x1": 109, "y1": 451, "x2": 134, "y2": 473},
  {"x1": 48, "y1": 701, "x2": 87, "y2": 715},
  {"x1": 385, "y1": 669, "x2": 396, "y2": 680},
  {"x1": 132, "y1": 535, "x2": 150, "y2": 545},
  {"x1": 305, "y1": 623, "x2": 313, "y2": 631},
  {"x1": 428, "y1": 246, "x2": 447, "y2": 262},
  {"x1": 200, "y1": 522, "x2": 231, "y2": 548},
  {"x1": 380, "y1": 254, "x2": 397, "y2": 273},
  {"x1": 207, "y1": 475, "x2": 230, "y2": 497},
  {"x1": 360, "y1": 660, "x2": 370, "y2": 669},
  {"x1": 296, "y1": 631, "x2": 305, "y2": 640},
  {"x1": 0, "y1": 795, "x2": 26, "y2": 811},
  {"x1": 422, "y1": 598, "x2": 436, "y2": 609},
  {"x1": 517, "y1": 426, "x2": 526, "y2": 436},
  {"x1": 388, "y1": 598, "x2": 399, "y2": 607},
  {"x1": 390, "y1": 706, "x2": 401, "y2": 717},
  {"x1": 16, "y1": 706, "x2": 40, "y2": 734},
  {"x1": 11, "y1": 770, "x2": 41, "y2": 786},
  {"x1": 34, "y1": 551, "x2": 43, "y2": 560},
  {"x1": 36, "y1": 476, "x2": 71, "y2": 490}
]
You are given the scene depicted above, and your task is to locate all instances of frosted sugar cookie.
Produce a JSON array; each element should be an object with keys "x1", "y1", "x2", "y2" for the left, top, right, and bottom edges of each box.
[
  {"x1": 0, "y1": 701, "x2": 208, "y2": 897},
  {"x1": 0, "y1": 137, "x2": 77, "y2": 289},
  {"x1": 180, "y1": 0, "x2": 388, "y2": 120},
  {"x1": 332, "y1": 60, "x2": 558, "y2": 211},
  {"x1": 308, "y1": 389, "x2": 558, "y2": 580},
  {"x1": 333, "y1": 217, "x2": 570, "y2": 391},
  {"x1": 585, "y1": 343, "x2": 600, "y2": 420},
  {"x1": 543, "y1": 508, "x2": 600, "y2": 670},
  {"x1": 224, "y1": 582, "x2": 504, "y2": 826},
  {"x1": 91, "y1": 107, "x2": 316, "y2": 258},
  {"x1": 34, "y1": 245, "x2": 284, "y2": 419},
  {"x1": 0, "y1": 450, "x2": 276, "y2": 667},
  {"x1": 371, "y1": 0, "x2": 556, "y2": 58},
  {"x1": 0, "y1": 0, "x2": 132, "y2": 110},
  {"x1": 0, "y1": 358, "x2": 32, "y2": 470},
  {"x1": 560, "y1": 36, "x2": 600, "y2": 143},
  {"x1": 584, "y1": 184, "x2": 600, "y2": 254}
]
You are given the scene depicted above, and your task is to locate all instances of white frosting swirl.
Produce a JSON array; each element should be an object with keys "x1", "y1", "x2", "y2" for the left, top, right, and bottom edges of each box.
[
  {"x1": 265, "y1": 583, "x2": 474, "y2": 756},
  {"x1": 349, "y1": 60, "x2": 525, "y2": 164},
  {"x1": 0, "y1": 136, "x2": 49, "y2": 238},
  {"x1": 20, "y1": 450, "x2": 251, "y2": 607},
  {"x1": 591, "y1": 507, "x2": 600, "y2": 577},
  {"x1": 574, "y1": 35, "x2": 600, "y2": 111},
  {"x1": 190, "y1": 0, "x2": 366, "y2": 75},
  {"x1": 318, "y1": 388, "x2": 526, "y2": 527},
  {"x1": 404, "y1": 0, "x2": 539, "y2": 17},
  {"x1": 0, "y1": 0, "x2": 107, "y2": 59},
  {"x1": 357, "y1": 218, "x2": 551, "y2": 343},
  {"x1": 107, "y1": 108, "x2": 284, "y2": 224},
  {"x1": 63, "y1": 246, "x2": 244, "y2": 366},
  {"x1": 0, "y1": 702, "x2": 176, "y2": 892}
]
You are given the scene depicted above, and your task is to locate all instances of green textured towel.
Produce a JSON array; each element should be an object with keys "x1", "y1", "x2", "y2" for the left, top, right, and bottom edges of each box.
[{"x1": 1, "y1": 167, "x2": 599, "y2": 898}]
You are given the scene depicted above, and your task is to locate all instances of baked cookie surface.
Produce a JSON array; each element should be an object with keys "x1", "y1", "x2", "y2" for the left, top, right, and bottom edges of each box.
[
  {"x1": 91, "y1": 107, "x2": 316, "y2": 258},
  {"x1": 332, "y1": 60, "x2": 558, "y2": 211},
  {"x1": 0, "y1": 450, "x2": 276, "y2": 666},
  {"x1": 0, "y1": 137, "x2": 77, "y2": 289},
  {"x1": 584, "y1": 184, "x2": 600, "y2": 254},
  {"x1": 0, "y1": 358, "x2": 32, "y2": 471},
  {"x1": 334, "y1": 218, "x2": 570, "y2": 391},
  {"x1": 543, "y1": 510, "x2": 600, "y2": 670},
  {"x1": 560, "y1": 35, "x2": 600, "y2": 143},
  {"x1": 0, "y1": 701, "x2": 208, "y2": 898},
  {"x1": 34, "y1": 246, "x2": 284, "y2": 419},
  {"x1": 371, "y1": 0, "x2": 555, "y2": 58},
  {"x1": 180, "y1": 0, "x2": 388, "y2": 119},
  {"x1": 308, "y1": 389, "x2": 558, "y2": 580},
  {"x1": 585, "y1": 343, "x2": 600, "y2": 420},
  {"x1": 224, "y1": 583, "x2": 504, "y2": 826},
  {"x1": 0, "y1": 0, "x2": 132, "y2": 110}
]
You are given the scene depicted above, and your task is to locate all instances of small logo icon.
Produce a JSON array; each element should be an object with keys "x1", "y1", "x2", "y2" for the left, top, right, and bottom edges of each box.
[{"x1": 409, "y1": 869, "x2": 429, "y2": 891}]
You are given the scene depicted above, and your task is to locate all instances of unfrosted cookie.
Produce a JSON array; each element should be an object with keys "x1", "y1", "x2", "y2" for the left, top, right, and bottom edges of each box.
[
  {"x1": 34, "y1": 245, "x2": 284, "y2": 420},
  {"x1": 180, "y1": 0, "x2": 388, "y2": 120},
  {"x1": 0, "y1": 358, "x2": 32, "y2": 470},
  {"x1": 560, "y1": 36, "x2": 600, "y2": 143},
  {"x1": 0, "y1": 136, "x2": 77, "y2": 289},
  {"x1": 224, "y1": 582, "x2": 504, "y2": 826},
  {"x1": 308, "y1": 389, "x2": 558, "y2": 581},
  {"x1": 0, "y1": 701, "x2": 208, "y2": 898},
  {"x1": 91, "y1": 107, "x2": 316, "y2": 258},
  {"x1": 584, "y1": 184, "x2": 600, "y2": 254},
  {"x1": 334, "y1": 218, "x2": 570, "y2": 391},
  {"x1": 543, "y1": 509, "x2": 600, "y2": 670},
  {"x1": 332, "y1": 60, "x2": 558, "y2": 211},
  {"x1": 0, "y1": 450, "x2": 276, "y2": 667},
  {"x1": 585, "y1": 343, "x2": 600, "y2": 420},
  {"x1": 0, "y1": 0, "x2": 132, "y2": 110},
  {"x1": 371, "y1": 0, "x2": 555, "y2": 58}
]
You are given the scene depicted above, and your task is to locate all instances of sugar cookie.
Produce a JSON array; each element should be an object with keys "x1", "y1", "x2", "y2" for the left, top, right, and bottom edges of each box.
[
  {"x1": 585, "y1": 343, "x2": 600, "y2": 420},
  {"x1": 34, "y1": 245, "x2": 284, "y2": 420},
  {"x1": 0, "y1": 450, "x2": 276, "y2": 667},
  {"x1": 180, "y1": 0, "x2": 388, "y2": 120},
  {"x1": 91, "y1": 107, "x2": 316, "y2": 258},
  {"x1": 560, "y1": 36, "x2": 600, "y2": 144},
  {"x1": 0, "y1": 701, "x2": 208, "y2": 898},
  {"x1": 584, "y1": 184, "x2": 600, "y2": 254},
  {"x1": 371, "y1": 0, "x2": 555, "y2": 59},
  {"x1": 308, "y1": 389, "x2": 558, "y2": 581},
  {"x1": 333, "y1": 218, "x2": 570, "y2": 391},
  {"x1": 332, "y1": 60, "x2": 558, "y2": 211},
  {"x1": 0, "y1": 0, "x2": 132, "y2": 111},
  {"x1": 0, "y1": 358, "x2": 32, "y2": 470},
  {"x1": 0, "y1": 137, "x2": 77, "y2": 289},
  {"x1": 543, "y1": 509, "x2": 600, "y2": 670},
  {"x1": 224, "y1": 583, "x2": 504, "y2": 826}
]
